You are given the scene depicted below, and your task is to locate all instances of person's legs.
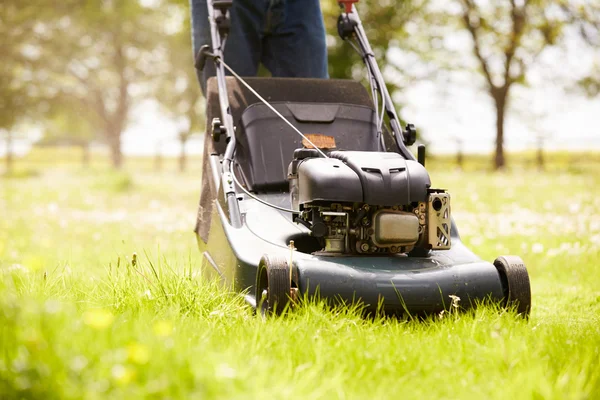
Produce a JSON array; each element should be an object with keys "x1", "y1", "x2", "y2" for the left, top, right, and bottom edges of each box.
[
  {"x1": 190, "y1": 0, "x2": 265, "y2": 94},
  {"x1": 261, "y1": 0, "x2": 328, "y2": 78}
]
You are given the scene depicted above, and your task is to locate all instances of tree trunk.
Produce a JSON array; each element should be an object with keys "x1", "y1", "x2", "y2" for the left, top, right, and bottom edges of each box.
[
  {"x1": 154, "y1": 140, "x2": 163, "y2": 172},
  {"x1": 108, "y1": 134, "x2": 123, "y2": 169},
  {"x1": 81, "y1": 142, "x2": 90, "y2": 168},
  {"x1": 154, "y1": 151, "x2": 162, "y2": 172},
  {"x1": 494, "y1": 95, "x2": 507, "y2": 170},
  {"x1": 536, "y1": 139, "x2": 544, "y2": 171},
  {"x1": 178, "y1": 134, "x2": 188, "y2": 173},
  {"x1": 5, "y1": 130, "x2": 13, "y2": 174}
]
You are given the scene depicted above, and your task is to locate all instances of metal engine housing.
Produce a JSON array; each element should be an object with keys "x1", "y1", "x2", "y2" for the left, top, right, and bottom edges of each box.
[{"x1": 288, "y1": 150, "x2": 451, "y2": 255}]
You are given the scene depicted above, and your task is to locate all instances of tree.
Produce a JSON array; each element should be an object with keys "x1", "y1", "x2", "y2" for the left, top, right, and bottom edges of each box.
[
  {"x1": 459, "y1": 0, "x2": 569, "y2": 169},
  {"x1": 0, "y1": 2, "x2": 52, "y2": 173},
  {"x1": 155, "y1": 0, "x2": 205, "y2": 172},
  {"x1": 44, "y1": 1, "x2": 168, "y2": 169},
  {"x1": 418, "y1": 0, "x2": 597, "y2": 169},
  {"x1": 569, "y1": 3, "x2": 600, "y2": 97}
]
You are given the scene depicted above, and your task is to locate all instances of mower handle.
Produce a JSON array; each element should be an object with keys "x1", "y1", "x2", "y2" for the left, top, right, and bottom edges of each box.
[
  {"x1": 339, "y1": 0, "x2": 359, "y2": 13},
  {"x1": 213, "y1": 0, "x2": 232, "y2": 11}
]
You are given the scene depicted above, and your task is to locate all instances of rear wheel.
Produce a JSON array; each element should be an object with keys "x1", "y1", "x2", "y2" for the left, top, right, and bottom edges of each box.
[
  {"x1": 493, "y1": 255, "x2": 531, "y2": 317},
  {"x1": 256, "y1": 255, "x2": 292, "y2": 316}
]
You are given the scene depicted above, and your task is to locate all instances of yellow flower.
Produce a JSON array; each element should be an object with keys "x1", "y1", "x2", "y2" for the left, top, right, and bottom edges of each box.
[
  {"x1": 82, "y1": 309, "x2": 114, "y2": 330},
  {"x1": 127, "y1": 342, "x2": 150, "y2": 365},
  {"x1": 153, "y1": 320, "x2": 173, "y2": 337}
]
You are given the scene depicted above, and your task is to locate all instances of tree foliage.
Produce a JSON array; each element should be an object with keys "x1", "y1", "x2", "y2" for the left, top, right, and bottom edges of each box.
[
  {"x1": 0, "y1": 1, "x2": 48, "y2": 130},
  {"x1": 567, "y1": 2, "x2": 600, "y2": 97},
  {"x1": 46, "y1": 1, "x2": 170, "y2": 168},
  {"x1": 0, "y1": 0, "x2": 75, "y2": 172},
  {"x1": 155, "y1": 0, "x2": 205, "y2": 172},
  {"x1": 324, "y1": 0, "x2": 429, "y2": 101}
]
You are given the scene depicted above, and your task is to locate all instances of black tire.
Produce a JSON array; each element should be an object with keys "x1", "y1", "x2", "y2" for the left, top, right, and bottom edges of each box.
[
  {"x1": 493, "y1": 255, "x2": 531, "y2": 317},
  {"x1": 256, "y1": 254, "x2": 291, "y2": 316}
]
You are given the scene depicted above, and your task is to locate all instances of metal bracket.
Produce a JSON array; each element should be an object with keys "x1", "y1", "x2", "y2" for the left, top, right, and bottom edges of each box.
[
  {"x1": 222, "y1": 172, "x2": 235, "y2": 195},
  {"x1": 213, "y1": 0, "x2": 232, "y2": 36},
  {"x1": 337, "y1": 13, "x2": 358, "y2": 40},
  {"x1": 428, "y1": 193, "x2": 451, "y2": 249}
]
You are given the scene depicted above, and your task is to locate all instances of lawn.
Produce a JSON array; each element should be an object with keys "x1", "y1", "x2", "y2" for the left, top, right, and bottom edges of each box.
[{"x1": 1, "y1": 150, "x2": 599, "y2": 399}]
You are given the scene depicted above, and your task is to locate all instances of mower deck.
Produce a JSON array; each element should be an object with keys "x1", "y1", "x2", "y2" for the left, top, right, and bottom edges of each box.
[{"x1": 200, "y1": 185, "x2": 505, "y2": 315}]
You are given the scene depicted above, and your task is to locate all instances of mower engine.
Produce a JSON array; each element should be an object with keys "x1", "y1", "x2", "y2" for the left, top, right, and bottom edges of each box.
[{"x1": 288, "y1": 149, "x2": 451, "y2": 255}]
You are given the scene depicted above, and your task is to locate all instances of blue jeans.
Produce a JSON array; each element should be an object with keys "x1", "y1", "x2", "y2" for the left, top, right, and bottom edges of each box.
[{"x1": 190, "y1": 0, "x2": 329, "y2": 94}]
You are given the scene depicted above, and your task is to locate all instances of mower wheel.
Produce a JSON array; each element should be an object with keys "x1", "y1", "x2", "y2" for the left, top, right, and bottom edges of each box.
[
  {"x1": 493, "y1": 255, "x2": 531, "y2": 317},
  {"x1": 256, "y1": 254, "x2": 292, "y2": 316}
]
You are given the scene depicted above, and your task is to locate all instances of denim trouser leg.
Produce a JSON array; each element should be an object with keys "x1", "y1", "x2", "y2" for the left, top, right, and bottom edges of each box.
[
  {"x1": 261, "y1": 0, "x2": 329, "y2": 78},
  {"x1": 190, "y1": 0, "x2": 328, "y2": 94}
]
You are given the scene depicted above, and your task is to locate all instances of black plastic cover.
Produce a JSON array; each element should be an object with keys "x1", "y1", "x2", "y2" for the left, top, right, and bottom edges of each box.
[
  {"x1": 205, "y1": 78, "x2": 377, "y2": 156},
  {"x1": 328, "y1": 151, "x2": 431, "y2": 205},
  {"x1": 297, "y1": 158, "x2": 363, "y2": 204},
  {"x1": 236, "y1": 102, "x2": 381, "y2": 192}
]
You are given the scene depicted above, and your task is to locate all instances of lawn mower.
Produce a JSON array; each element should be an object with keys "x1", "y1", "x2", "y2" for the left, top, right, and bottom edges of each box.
[{"x1": 193, "y1": 0, "x2": 531, "y2": 316}]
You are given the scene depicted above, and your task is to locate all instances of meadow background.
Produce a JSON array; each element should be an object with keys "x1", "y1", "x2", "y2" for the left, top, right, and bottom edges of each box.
[{"x1": 1, "y1": 150, "x2": 599, "y2": 399}]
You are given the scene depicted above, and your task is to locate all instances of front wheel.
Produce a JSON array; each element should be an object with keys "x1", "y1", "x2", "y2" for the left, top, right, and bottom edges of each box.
[
  {"x1": 256, "y1": 255, "x2": 292, "y2": 316},
  {"x1": 493, "y1": 255, "x2": 531, "y2": 317}
]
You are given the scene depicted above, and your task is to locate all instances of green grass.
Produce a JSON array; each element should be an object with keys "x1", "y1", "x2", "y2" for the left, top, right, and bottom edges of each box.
[{"x1": 1, "y1": 150, "x2": 600, "y2": 399}]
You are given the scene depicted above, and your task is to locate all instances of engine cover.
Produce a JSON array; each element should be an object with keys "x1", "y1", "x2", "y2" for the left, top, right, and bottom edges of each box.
[
  {"x1": 290, "y1": 151, "x2": 431, "y2": 207},
  {"x1": 328, "y1": 151, "x2": 431, "y2": 205},
  {"x1": 296, "y1": 157, "x2": 363, "y2": 205}
]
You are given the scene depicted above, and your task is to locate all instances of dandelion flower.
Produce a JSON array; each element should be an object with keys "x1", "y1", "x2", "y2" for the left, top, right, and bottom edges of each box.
[{"x1": 127, "y1": 342, "x2": 150, "y2": 365}]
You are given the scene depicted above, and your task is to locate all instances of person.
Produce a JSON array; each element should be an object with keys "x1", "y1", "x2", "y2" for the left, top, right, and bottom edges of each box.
[{"x1": 190, "y1": 0, "x2": 329, "y2": 94}]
